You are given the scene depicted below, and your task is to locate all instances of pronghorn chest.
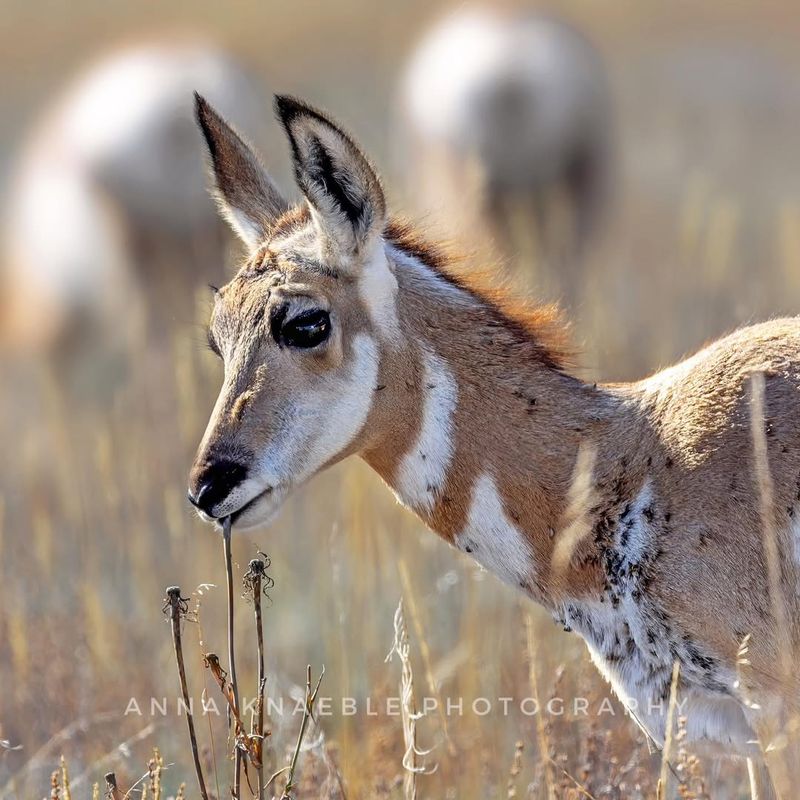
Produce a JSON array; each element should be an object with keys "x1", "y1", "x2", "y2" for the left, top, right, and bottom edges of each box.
[{"x1": 557, "y1": 482, "x2": 754, "y2": 750}]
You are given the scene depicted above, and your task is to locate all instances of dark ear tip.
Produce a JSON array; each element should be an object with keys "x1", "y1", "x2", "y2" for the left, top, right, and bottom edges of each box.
[
  {"x1": 194, "y1": 92, "x2": 214, "y2": 128},
  {"x1": 274, "y1": 94, "x2": 306, "y2": 126}
]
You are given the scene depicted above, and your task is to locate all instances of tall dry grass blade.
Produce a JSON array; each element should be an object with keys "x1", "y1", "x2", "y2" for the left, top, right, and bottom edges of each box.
[
  {"x1": 657, "y1": 661, "x2": 680, "y2": 800},
  {"x1": 749, "y1": 373, "x2": 792, "y2": 673},
  {"x1": 165, "y1": 586, "x2": 209, "y2": 800},
  {"x1": 385, "y1": 598, "x2": 437, "y2": 800},
  {"x1": 271, "y1": 664, "x2": 325, "y2": 800},
  {"x1": 749, "y1": 371, "x2": 793, "y2": 794},
  {"x1": 397, "y1": 559, "x2": 456, "y2": 757},
  {"x1": 524, "y1": 614, "x2": 556, "y2": 800},
  {"x1": 221, "y1": 517, "x2": 242, "y2": 798},
  {"x1": 59, "y1": 755, "x2": 71, "y2": 800}
]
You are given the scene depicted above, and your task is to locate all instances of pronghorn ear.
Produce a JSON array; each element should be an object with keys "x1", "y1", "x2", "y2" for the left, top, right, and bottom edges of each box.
[
  {"x1": 275, "y1": 95, "x2": 386, "y2": 257},
  {"x1": 195, "y1": 93, "x2": 287, "y2": 252}
]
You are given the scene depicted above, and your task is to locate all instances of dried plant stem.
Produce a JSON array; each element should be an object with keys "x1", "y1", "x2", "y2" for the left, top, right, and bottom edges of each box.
[
  {"x1": 524, "y1": 614, "x2": 556, "y2": 800},
  {"x1": 386, "y1": 598, "x2": 436, "y2": 800},
  {"x1": 254, "y1": 578, "x2": 266, "y2": 800},
  {"x1": 749, "y1": 372, "x2": 793, "y2": 796},
  {"x1": 221, "y1": 518, "x2": 242, "y2": 798},
  {"x1": 749, "y1": 373, "x2": 792, "y2": 677},
  {"x1": 398, "y1": 560, "x2": 455, "y2": 757},
  {"x1": 657, "y1": 661, "x2": 681, "y2": 800},
  {"x1": 270, "y1": 665, "x2": 325, "y2": 800},
  {"x1": 246, "y1": 557, "x2": 268, "y2": 799},
  {"x1": 166, "y1": 587, "x2": 209, "y2": 800},
  {"x1": 104, "y1": 772, "x2": 121, "y2": 800}
]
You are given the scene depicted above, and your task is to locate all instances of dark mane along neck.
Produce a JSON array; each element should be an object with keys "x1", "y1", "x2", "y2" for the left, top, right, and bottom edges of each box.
[{"x1": 384, "y1": 217, "x2": 575, "y2": 372}]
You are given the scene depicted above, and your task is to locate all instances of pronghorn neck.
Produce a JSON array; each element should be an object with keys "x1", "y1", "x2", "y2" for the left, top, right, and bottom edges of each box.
[{"x1": 361, "y1": 229, "x2": 637, "y2": 608}]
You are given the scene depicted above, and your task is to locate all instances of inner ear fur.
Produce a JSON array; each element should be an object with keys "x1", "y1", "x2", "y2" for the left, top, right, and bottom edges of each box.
[{"x1": 274, "y1": 95, "x2": 386, "y2": 252}]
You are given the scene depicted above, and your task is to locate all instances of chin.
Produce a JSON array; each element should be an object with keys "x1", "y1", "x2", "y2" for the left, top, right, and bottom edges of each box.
[{"x1": 228, "y1": 485, "x2": 290, "y2": 531}]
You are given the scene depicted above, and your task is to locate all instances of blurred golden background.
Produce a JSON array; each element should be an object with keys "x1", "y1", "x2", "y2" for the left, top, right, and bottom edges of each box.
[{"x1": 2, "y1": 0, "x2": 800, "y2": 797}]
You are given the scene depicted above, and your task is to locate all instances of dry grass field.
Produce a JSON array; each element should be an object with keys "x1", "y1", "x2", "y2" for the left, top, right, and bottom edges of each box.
[{"x1": 2, "y1": 1, "x2": 800, "y2": 797}]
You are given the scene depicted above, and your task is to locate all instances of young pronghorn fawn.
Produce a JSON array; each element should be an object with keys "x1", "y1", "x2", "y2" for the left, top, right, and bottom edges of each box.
[{"x1": 188, "y1": 94, "x2": 798, "y2": 797}]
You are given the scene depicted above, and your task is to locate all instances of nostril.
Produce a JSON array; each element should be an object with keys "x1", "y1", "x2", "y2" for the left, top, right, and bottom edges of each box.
[
  {"x1": 188, "y1": 459, "x2": 248, "y2": 516},
  {"x1": 187, "y1": 482, "x2": 212, "y2": 510}
]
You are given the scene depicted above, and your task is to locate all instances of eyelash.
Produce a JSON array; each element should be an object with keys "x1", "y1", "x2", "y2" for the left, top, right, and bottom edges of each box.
[{"x1": 207, "y1": 330, "x2": 222, "y2": 358}]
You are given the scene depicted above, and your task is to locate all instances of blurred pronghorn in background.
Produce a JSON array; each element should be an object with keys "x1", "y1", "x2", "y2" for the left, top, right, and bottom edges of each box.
[
  {"x1": 0, "y1": 39, "x2": 268, "y2": 371},
  {"x1": 397, "y1": 7, "x2": 612, "y2": 305}
]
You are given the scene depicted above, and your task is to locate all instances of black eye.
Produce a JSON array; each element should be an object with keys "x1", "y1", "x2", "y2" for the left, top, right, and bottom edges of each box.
[{"x1": 280, "y1": 309, "x2": 331, "y2": 349}]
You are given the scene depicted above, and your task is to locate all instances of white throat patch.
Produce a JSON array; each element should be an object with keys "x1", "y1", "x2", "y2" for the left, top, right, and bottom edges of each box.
[
  {"x1": 456, "y1": 472, "x2": 535, "y2": 587},
  {"x1": 394, "y1": 347, "x2": 458, "y2": 513}
]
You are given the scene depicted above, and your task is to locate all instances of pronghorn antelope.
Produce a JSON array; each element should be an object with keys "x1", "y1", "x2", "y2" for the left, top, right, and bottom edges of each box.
[
  {"x1": 189, "y1": 94, "x2": 798, "y2": 796},
  {"x1": 397, "y1": 8, "x2": 611, "y2": 269},
  {"x1": 1, "y1": 40, "x2": 268, "y2": 357}
]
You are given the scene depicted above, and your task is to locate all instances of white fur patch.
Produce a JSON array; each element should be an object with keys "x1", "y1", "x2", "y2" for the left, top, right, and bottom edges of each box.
[
  {"x1": 456, "y1": 472, "x2": 535, "y2": 586},
  {"x1": 254, "y1": 332, "x2": 380, "y2": 490},
  {"x1": 395, "y1": 348, "x2": 458, "y2": 512},
  {"x1": 223, "y1": 204, "x2": 263, "y2": 251},
  {"x1": 790, "y1": 516, "x2": 800, "y2": 568},
  {"x1": 619, "y1": 479, "x2": 654, "y2": 562},
  {"x1": 360, "y1": 243, "x2": 400, "y2": 341},
  {"x1": 389, "y1": 243, "x2": 475, "y2": 307},
  {"x1": 568, "y1": 600, "x2": 757, "y2": 754}
]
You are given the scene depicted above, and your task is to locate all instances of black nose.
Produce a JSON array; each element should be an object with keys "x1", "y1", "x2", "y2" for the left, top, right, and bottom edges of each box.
[{"x1": 188, "y1": 459, "x2": 248, "y2": 516}]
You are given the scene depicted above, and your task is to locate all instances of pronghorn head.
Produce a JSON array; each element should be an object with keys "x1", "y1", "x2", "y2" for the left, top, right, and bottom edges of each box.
[{"x1": 188, "y1": 94, "x2": 397, "y2": 529}]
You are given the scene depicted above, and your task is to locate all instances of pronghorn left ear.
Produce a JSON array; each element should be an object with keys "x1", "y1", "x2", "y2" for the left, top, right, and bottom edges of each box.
[
  {"x1": 275, "y1": 95, "x2": 386, "y2": 258},
  {"x1": 195, "y1": 93, "x2": 288, "y2": 253}
]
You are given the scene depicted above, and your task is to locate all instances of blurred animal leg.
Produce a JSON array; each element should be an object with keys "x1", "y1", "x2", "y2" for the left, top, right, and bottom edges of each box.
[{"x1": 564, "y1": 143, "x2": 604, "y2": 255}]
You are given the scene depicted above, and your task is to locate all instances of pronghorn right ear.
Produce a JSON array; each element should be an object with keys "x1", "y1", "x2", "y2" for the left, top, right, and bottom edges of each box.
[
  {"x1": 274, "y1": 95, "x2": 386, "y2": 258},
  {"x1": 194, "y1": 93, "x2": 287, "y2": 252}
]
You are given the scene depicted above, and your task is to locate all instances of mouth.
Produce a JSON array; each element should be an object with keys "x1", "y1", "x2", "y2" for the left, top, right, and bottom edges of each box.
[
  {"x1": 228, "y1": 486, "x2": 274, "y2": 525},
  {"x1": 198, "y1": 483, "x2": 290, "y2": 531}
]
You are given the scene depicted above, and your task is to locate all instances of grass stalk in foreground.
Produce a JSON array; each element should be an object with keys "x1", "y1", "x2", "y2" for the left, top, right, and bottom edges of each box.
[
  {"x1": 244, "y1": 556, "x2": 271, "y2": 799},
  {"x1": 267, "y1": 664, "x2": 325, "y2": 799},
  {"x1": 165, "y1": 586, "x2": 209, "y2": 800},
  {"x1": 221, "y1": 516, "x2": 242, "y2": 797}
]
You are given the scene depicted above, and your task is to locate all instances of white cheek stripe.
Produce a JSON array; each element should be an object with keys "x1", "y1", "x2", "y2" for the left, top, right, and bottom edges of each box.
[
  {"x1": 257, "y1": 332, "x2": 380, "y2": 486},
  {"x1": 456, "y1": 472, "x2": 535, "y2": 587},
  {"x1": 395, "y1": 348, "x2": 458, "y2": 512}
]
